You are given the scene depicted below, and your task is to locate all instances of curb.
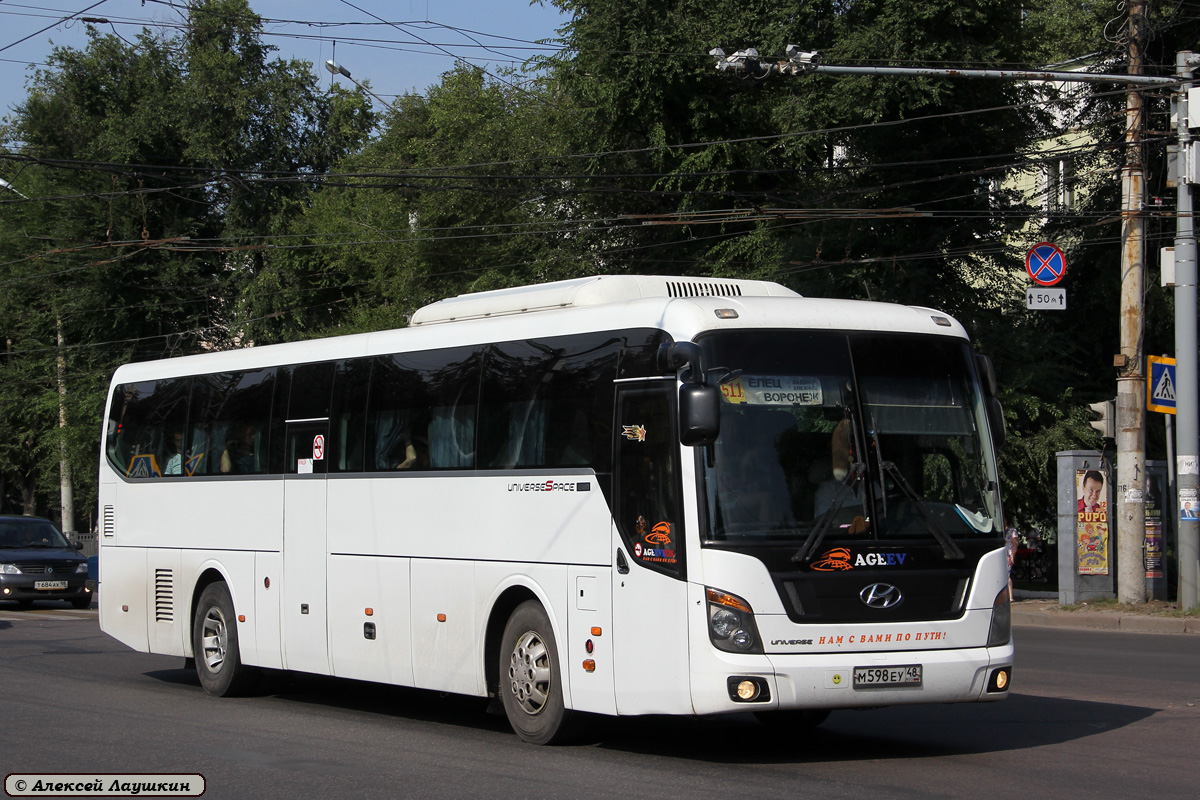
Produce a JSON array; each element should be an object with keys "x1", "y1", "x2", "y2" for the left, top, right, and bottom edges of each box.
[{"x1": 1012, "y1": 605, "x2": 1199, "y2": 635}]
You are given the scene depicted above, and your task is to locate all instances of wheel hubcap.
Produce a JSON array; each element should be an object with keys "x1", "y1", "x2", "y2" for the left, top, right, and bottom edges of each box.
[
  {"x1": 508, "y1": 630, "x2": 550, "y2": 715},
  {"x1": 201, "y1": 605, "x2": 228, "y2": 674}
]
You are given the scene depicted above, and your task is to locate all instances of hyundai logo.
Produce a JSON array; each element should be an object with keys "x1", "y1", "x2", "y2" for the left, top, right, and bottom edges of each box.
[{"x1": 860, "y1": 582, "x2": 902, "y2": 609}]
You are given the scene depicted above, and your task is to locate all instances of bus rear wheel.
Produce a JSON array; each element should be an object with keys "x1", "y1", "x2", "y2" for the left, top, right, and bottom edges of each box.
[
  {"x1": 193, "y1": 582, "x2": 259, "y2": 697},
  {"x1": 499, "y1": 600, "x2": 584, "y2": 745}
]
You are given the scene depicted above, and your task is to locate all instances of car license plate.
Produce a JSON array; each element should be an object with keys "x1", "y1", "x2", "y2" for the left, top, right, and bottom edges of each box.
[
  {"x1": 853, "y1": 664, "x2": 922, "y2": 688},
  {"x1": 34, "y1": 580, "x2": 68, "y2": 590}
]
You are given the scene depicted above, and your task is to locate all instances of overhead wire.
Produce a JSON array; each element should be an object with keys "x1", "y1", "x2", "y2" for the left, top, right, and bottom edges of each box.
[
  {"x1": 0, "y1": 74, "x2": 1143, "y2": 190},
  {"x1": 0, "y1": 0, "x2": 107, "y2": 54},
  {"x1": 0, "y1": 8, "x2": 1176, "y2": 314}
]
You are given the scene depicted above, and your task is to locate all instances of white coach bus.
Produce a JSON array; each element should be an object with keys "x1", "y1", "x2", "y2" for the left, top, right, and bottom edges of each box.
[{"x1": 99, "y1": 275, "x2": 1013, "y2": 744}]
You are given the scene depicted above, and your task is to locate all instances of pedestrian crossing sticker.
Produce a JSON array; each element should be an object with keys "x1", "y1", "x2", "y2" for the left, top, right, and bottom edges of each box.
[{"x1": 1148, "y1": 356, "x2": 1177, "y2": 414}]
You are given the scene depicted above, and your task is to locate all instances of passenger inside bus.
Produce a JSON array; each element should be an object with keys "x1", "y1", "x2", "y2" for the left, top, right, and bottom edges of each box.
[
  {"x1": 395, "y1": 428, "x2": 428, "y2": 470},
  {"x1": 163, "y1": 430, "x2": 184, "y2": 476},
  {"x1": 220, "y1": 424, "x2": 257, "y2": 474},
  {"x1": 813, "y1": 419, "x2": 855, "y2": 514}
]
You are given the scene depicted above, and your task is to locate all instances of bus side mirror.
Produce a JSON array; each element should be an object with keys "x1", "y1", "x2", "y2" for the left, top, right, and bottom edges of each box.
[{"x1": 679, "y1": 383, "x2": 720, "y2": 446}]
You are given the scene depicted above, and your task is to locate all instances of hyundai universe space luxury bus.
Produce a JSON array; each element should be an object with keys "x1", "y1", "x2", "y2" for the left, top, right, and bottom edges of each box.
[{"x1": 98, "y1": 274, "x2": 1012, "y2": 744}]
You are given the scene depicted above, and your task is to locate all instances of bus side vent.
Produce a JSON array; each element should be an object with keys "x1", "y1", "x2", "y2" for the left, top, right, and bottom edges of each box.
[
  {"x1": 102, "y1": 505, "x2": 115, "y2": 538},
  {"x1": 665, "y1": 280, "x2": 744, "y2": 299},
  {"x1": 154, "y1": 569, "x2": 174, "y2": 623}
]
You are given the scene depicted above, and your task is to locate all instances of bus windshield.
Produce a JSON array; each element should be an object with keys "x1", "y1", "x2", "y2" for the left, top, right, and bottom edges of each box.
[{"x1": 698, "y1": 331, "x2": 1000, "y2": 545}]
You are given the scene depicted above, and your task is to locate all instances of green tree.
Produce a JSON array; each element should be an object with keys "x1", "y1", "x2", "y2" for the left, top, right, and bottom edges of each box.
[
  {"x1": 243, "y1": 65, "x2": 584, "y2": 342},
  {"x1": 0, "y1": 0, "x2": 372, "y2": 523},
  {"x1": 538, "y1": 0, "x2": 1200, "y2": 533}
]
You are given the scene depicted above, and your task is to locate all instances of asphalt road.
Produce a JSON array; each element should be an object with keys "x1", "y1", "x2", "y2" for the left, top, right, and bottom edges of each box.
[{"x1": 1, "y1": 605, "x2": 1196, "y2": 800}]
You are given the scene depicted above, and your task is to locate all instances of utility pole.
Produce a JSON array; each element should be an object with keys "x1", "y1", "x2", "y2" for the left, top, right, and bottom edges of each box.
[
  {"x1": 1116, "y1": 0, "x2": 1147, "y2": 604},
  {"x1": 710, "y1": 42, "x2": 1179, "y2": 604},
  {"x1": 1174, "y1": 52, "x2": 1200, "y2": 611},
  {"x1": 56, "y1": 316, "x2": 74, "y2": 534}
]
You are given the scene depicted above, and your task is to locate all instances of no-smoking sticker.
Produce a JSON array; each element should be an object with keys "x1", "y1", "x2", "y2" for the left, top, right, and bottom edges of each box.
[{"x1": 313, "y1": 434, "x2": 325, "y2": 461}]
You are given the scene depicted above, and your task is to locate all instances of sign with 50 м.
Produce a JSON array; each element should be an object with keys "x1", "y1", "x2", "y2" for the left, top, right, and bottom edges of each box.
[
  {"x1": 1025, "y1": 242, "x2": 1067, "y2": 310},
  {"x1": 1026, "y1": 287, "x2": 1066, "y2": 310}
]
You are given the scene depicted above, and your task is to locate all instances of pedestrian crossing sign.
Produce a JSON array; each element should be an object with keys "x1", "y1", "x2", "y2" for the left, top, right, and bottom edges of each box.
[{"x1": 1148, "y1": 355, "x2": 1177, "y2": 414}]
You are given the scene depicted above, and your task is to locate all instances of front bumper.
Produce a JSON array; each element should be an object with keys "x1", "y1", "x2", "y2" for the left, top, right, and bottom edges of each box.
[
  {"x1": 690, "y1": 638, "x2": 1014, "y2": 716},
  {"x1": 0, "y1": 575, "x2": 90, "y2": 602}
]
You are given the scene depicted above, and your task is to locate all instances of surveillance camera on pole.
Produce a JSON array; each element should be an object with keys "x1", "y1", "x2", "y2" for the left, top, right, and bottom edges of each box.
[
  {"x1": 785, "y1": 46, "x2": 822, "y2": 69},
  {"x1": 710, "y1": 47, "x2": 763, "y2": 78}
]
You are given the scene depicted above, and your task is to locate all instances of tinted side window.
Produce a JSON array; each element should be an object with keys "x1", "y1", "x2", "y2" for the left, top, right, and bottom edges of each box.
[
  {"x1": 331, "y1": 358, "x2": 372, "y2": 472},
  {"x1": 478, "y1": 334, "x2": 619, "y2": 470},
  {"x1": 367, "y1": 346, "x2": 481, "y2": 471},
  {"x1": 189, "y1": 369, "x2": 277, "y2": 476},
  {"x1": 268, "y1": 367, "x2": 292, "y2": 474},
  {"x1": 105, "y1": 378, "x2": 190, "y2": 478},
  {"x1": 618, "y1": 329, "x2": 671, "y2": 379},
  {"x1": 287, "y1": 361, "x2": 335, "y2": 421}
]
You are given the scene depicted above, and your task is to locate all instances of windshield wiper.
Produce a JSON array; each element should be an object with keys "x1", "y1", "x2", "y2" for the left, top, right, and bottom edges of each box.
[
  {"x1": 878, "y1": 460, "x2": 964, "y2": 560},
  {"x1": 792, "y1": 461, "x2": 866, "y2": 563},
  {"x1": 866, "y1": 415, "x2": 963, "y2": 561}
]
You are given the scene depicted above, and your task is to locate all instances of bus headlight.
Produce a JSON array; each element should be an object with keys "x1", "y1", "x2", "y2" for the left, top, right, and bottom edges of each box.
[
  {"x1": 706, "y1": 587, "x2": 763, "y2": 654},
  {"x1": 987, "y1": 587, "x2": 1011, "y2": 647}
]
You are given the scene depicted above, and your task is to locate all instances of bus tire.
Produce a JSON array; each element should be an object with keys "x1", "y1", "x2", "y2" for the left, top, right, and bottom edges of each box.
[
  {"x1": 499, "y1": 600, "x2": 582, "y2": 745},
  {"x1": 193, "y1": 582, "x2": 259, "y2": 697},
  {"x1": 754, "y1": 708, "x2": 831, "y2": 731}
]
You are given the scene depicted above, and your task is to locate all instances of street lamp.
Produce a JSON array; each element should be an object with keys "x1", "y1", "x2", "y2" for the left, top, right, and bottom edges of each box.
[
  {"x1": 0, "y1": 178, "x2": 28, "y2": 200},
  {"x1": 324, "y1": 60, "x2": 396, "y2": 113}
]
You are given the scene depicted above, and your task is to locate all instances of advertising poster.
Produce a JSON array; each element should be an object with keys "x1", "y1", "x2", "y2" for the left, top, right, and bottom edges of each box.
[
  {"x1": 1076, "y1": 468, "x2": 1109, "y2": 575},
  {"x1": 1180, "y1": 487, "x2": 1199, "y2": 522},
  {"x1": 1144, "y1": 471, "x2": 1164, "y2": 579}
]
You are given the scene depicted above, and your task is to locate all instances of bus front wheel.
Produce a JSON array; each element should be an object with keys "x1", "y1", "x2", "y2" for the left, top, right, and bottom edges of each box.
[
  {"x1": 193, "y1": 582, "x2": 259, "y2": 697},
  {"x1": 499, "y1": 600, "x2": 583, "y2": 745}
]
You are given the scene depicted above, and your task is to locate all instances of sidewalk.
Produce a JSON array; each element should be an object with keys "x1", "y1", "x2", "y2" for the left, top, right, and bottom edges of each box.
[{"x1": 1012, "y1": 595, "x2": 1200, "y2": 635}]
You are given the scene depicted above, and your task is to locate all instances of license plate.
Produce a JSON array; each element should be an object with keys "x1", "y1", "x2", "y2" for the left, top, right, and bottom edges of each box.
[
  {"x1": 853, "y1": 664, "x2": 922, "y2": 688},
  {"x1": 34, "y1": 580, "x2": 68, "y2": 590}
]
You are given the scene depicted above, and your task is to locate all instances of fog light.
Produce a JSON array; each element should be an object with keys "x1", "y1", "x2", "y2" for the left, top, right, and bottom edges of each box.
[
  {"x1": 2, "y1": 587, "x2": 9, "y2": 595},
  {"x1": 726, "y1": 676, "x2": 771, "y2": 703},
  {"x1": 988, "y1": 667, "x2": 1012, "y2": 693}
]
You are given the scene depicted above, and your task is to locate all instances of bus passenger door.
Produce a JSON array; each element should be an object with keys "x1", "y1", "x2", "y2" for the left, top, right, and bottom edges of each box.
[
  {"x1": 611, "y1": 384, "x2": 692, "y2": 715},
  {"x1": 282, "y1": 419, "x2": 330, "y2": 675}
]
